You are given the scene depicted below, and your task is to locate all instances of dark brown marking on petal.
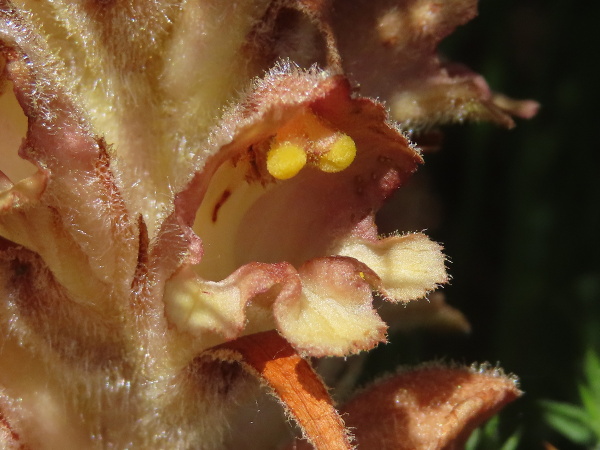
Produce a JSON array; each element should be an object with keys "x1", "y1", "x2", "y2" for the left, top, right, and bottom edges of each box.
[
  {"x1": 212, "y1": 189, "x2": 231, "y2": 223},
  {"x1": 354, "y1": 175, "x2": 364, "y2": 195},
  {"x1": 0, "y1": 410, "x2": 28, "y2": 449},
  {"x1": 9, "y1": 257, "x2": 29, "y2": 280},
  {"x1": 95, "y1": 139, "x2": 128, "y2": 210},
  {"x1": 247, "y1": 144, "x2": 261, "y2": 180},
  {"x1": 130, "y1": 215, "x2": 149, "y2": 303}
]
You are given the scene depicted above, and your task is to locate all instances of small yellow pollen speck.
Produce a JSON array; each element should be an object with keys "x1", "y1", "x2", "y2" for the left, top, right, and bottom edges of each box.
[
  {"x1": 358, "y1": 271, "x2": 365, "y2": 279},
  {"x1": 267, "y1": 141, "x2": 307, "y2": 180},
  {"x1": 318, "y1": 134, "x2": 357, "y2": 173}
]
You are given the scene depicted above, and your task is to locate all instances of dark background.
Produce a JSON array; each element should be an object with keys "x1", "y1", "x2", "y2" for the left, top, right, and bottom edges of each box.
[{"x1": 367, "y1": 1, "x2": 600, "y2": 448}]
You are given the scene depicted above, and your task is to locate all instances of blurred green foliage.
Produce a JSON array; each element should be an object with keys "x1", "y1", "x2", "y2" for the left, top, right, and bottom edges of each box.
[
  {"x1": 541, "y1": 350, "x2": 600, "y2": 448},
  {"x1": 466, "y1": 415, "x2": 522, "y2": 450}
]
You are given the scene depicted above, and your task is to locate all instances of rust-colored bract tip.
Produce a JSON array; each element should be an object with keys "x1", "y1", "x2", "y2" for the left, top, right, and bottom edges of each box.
[{"x1": 208, "y1": 331, "x2": 353, "y2": 450}]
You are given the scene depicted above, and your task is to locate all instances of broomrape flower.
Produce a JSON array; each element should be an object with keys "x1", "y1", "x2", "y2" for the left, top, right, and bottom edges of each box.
[{"x1": 0, "y1": 0, "x2": 537, "y2": 448}]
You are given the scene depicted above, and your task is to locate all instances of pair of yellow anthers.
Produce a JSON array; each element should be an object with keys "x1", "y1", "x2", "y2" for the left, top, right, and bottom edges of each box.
[{"x1": 266, "y1": 110, "x2": 357, "y2": 180}]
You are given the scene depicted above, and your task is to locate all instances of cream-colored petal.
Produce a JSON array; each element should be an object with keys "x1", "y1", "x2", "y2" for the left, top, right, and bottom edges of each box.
[
  {"x1": 164, "y1": 262, "x2": 299, "y2": 352},
  {"x1": 335, "y1": 232, "x2": 447, "y2": 302},
  {"x1": 275, "y1": 257, "x2": 387, "y2": 356},
  {"x1": 164, "y1": 266, "x2": 247, "y2": 350},
  {"x1": 165, "y1": 256, "x2": 389, "y2": 358}
]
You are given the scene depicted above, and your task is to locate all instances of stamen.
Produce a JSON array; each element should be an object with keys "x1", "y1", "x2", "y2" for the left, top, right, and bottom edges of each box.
[
  {"x1": 267, "y1": 109, "x2": 357, "y2": 179},
  {"x1": 317, "y1": 134, "x2": 357, "y2": 173},
  {"x1": 266, "y1": 141, "x2": 307, "y2": 180}
]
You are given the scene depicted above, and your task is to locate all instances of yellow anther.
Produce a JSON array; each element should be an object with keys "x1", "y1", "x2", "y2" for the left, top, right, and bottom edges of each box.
[
  {"x1": 266, "y1": 141, "x2": 307, "y2": 180},
  {"x1": 317, "y1": 134, "x2": 357, "y2": 173}
]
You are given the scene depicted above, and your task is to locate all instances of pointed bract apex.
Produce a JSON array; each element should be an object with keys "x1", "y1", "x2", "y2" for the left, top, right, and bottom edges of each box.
[
  {"x1": 329, "y1": 0, "x2": 539, "y2": 132},
  {"x1": 341, "y1": 363, "x2": 521, "y2": 449}
]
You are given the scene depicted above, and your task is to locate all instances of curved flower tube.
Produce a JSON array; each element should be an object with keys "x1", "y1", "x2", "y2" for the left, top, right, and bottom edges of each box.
[{"x1": 162, "y1": 68, "x2": 447, "y2": 358}]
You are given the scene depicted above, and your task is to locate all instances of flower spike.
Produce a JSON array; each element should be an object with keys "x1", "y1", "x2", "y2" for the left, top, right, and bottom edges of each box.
[{"x1": 0, "y1": 0, "x2": 536, "y2": 447}]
